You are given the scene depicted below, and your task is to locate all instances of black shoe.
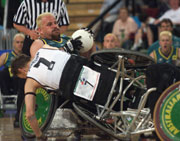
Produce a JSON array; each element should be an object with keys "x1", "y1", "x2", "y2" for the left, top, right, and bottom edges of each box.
[{"x1": 13, "y1": 120, "x2": 19, "y2": 128}]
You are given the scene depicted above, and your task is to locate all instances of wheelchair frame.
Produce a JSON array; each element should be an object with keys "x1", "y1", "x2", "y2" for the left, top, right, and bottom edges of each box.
[{"x1": 73, "y1": 49, "x2": 157, "y2": 140}]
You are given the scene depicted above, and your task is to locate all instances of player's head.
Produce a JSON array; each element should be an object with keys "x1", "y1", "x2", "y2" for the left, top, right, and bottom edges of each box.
[
  {"x1": 13, "y1": 33, "x2": 25, "y2": 53},
  {"x1": 37, "y1": 12, "x2": 60, "y2": 40},
  {"x1": 159, "y1": 31, "x2": 172, "y2": 53},
  {"x1": 11, "y1": 54, "x2": 31, "y2": 78},
  {"x1": 103, "y1": 33, "x2": 118, "y2": 49},
  {"x1": 159, "y1": 19, "x2": 173, "y2": 33}
]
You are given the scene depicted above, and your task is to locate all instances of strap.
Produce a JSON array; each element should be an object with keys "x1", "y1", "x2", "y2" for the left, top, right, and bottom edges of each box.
[{"x1": 25, "y1": 92, "x2": 36, "y2": 96}]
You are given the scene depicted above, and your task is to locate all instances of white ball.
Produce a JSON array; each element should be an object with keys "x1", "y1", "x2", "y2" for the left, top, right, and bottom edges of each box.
[{"x1": 72, "y1": 29, "x2": 94, "y2": 53}]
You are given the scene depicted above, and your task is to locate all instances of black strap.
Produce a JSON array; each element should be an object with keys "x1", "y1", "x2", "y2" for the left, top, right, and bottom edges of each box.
[{"x1": 25, "y1": 92, "x2": 36, "y2": 96}]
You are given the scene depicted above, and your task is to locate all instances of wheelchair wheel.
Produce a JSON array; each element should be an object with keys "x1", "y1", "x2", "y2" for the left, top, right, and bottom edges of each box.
[
  {"x1": 91, "y1": 49, "x2": 155, "y2": 68},
  {"x1": 154, "y1": 81, "x2": 180, "y2": 140},
  {"x1": 19, "y1": 88, "x2": 57, "y2": 139},
  {"x1": 73, "y1": 102, "x2": 124, "y2": 140}
]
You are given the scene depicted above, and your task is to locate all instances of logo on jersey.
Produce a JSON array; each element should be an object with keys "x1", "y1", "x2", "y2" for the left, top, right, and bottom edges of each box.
[{"x1": 80, "y1": 78, "x2": 93, "y2": 87}]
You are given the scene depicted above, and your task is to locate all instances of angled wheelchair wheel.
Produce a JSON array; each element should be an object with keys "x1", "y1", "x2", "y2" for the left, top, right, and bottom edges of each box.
[
  {"x1": 19, "y1": 88, "x2": 58, "y2": 139},
  {"x1": 154, "y1": 81, "x2": 180, "y2": 140},
  {"x1": 73, "y1": 102, "x2": 124, "y2": 140},
  {"x1": 91, "y1": 48, "x2": 155, "y2": 69}
]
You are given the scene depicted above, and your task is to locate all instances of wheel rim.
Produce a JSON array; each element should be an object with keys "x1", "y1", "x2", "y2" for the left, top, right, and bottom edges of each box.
[
  {"x1": 154, "y1": 81, "x2": 180, "y2": 140},
  {"x1": 20, "y1": 88, "x2": 57, "y2": 138}
]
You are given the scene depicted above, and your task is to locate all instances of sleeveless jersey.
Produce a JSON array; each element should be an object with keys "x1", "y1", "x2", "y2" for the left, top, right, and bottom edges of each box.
[
  {"x1": 4, "y1": 51, "x2": 17, "y2": 68},
  {"x1": 27, "y1": 48, "x2": 71, "y2": 90},
  {"x1": 152, "y1": 47, "x2": 178, "y2": 64},
  {"x1": 41, "y1": 34, "x2": 70, "y2": 48}
]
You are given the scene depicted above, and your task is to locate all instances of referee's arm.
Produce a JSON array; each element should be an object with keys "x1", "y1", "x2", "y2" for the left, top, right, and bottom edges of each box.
[
  {"x1": 13, "y1": 24, "x2": 39, "y2": 40},
  {"x1": 58, "y1": 0, "x2": 70, "y2": 33}
]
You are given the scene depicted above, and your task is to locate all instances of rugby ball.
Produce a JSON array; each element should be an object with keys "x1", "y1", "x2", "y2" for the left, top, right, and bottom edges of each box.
[{"x1": 72, "y1": 29, "x2": 94, "y2": 53}]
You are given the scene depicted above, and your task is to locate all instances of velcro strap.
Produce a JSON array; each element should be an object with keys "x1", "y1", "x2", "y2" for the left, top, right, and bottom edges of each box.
[{"x1": 25, "y1": 92, "x2": 36, "y2": 96}]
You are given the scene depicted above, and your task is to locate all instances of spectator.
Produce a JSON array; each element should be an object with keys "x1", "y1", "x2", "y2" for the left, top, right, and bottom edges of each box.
[
  {"x1": 0, "y1": 33, "x2": 25, "y2": 95},
  {"x1": 154, "y1": 0, "x2": 180, "y2": 25},
  {"x1": 149, "y1": 31, "x2": 180, "y2": 65},
  {"x1": 132, "y1": 13, "x2": 154, "y2": 51},
  {"x1": 13, "y1": 0, "x2": 70, "y2": 56},
  {"x1": 100, "y1": 0, "x2": 125, "y2": 23},
  {"x1": 148, "y1": 18, "x2": 180, "y2": 55},
  {"x1": 103, "y1": 33, "x2": 119, "y2": 49},
  {"x1": 94, "y1": 0, "x2": 124, "y2": 43},
  {"x1": 112, "y1": 7, "x2": 138, "y2": 49}
]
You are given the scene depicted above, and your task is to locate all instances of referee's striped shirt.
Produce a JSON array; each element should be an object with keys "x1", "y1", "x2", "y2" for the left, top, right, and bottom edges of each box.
[{"x1": 13, "y1": 0, "x2": 70, "y2": 31}]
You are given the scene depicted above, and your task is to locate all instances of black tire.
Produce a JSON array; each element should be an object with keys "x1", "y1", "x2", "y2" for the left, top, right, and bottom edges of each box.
[
  {"x1": 73, "y1": 102, "x2": 125, "y2": 140},
  {"x1": 19, "y1": 88, "x2": 58, "y2": 139},
  {"x1": 90, "y1": 48, "x2": 155, "y2": 69}
]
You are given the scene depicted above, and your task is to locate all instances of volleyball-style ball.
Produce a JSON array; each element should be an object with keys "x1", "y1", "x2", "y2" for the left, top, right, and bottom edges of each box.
[{"x1": 72, "y1": 29, "x2": 94, "y2": 53}]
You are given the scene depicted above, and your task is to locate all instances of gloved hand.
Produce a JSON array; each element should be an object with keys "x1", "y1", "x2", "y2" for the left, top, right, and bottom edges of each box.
[
  {"x1": 64, "y1": 36, "x2": 83, "y2": 54},
  {"x1": 36, "y1": 134, "x2": 47, "y2": 141}
]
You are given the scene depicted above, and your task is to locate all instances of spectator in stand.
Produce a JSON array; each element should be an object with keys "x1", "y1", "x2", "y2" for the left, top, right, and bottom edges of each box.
[
  {"x1": 112, "y1": 7, "x2": 138, "y2": 50},
  {"x1": 94, "y1": 0, "x2": 125, "y2": 43},
  {"x1": 0, "y1": 33, "x2": 25, "y2": 95},
  {"x1": 148, "y1": 18, "x2": 180, "y2": 55},
  {"x1": 131, "y1": 13, "x2": 154, "y2": 51},
  {"x1": 154, "y1": 0, "x2": 180, "y2": 25},
  {"x1": 100, "y1": 0, "x2": 125, "y2": 24},
  {"x1": 13, "y1": 0, "x2": 70, "y2": 56},
  {"x1": 149, "y1": 31, "x2": 180, "y2": 65},
  {"x1": 103, "y1": 33, "x2": 119, "y2": 49}
]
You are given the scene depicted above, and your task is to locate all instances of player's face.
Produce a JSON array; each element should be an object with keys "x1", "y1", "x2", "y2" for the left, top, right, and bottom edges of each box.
[
  {"x1": 13, "y1": 36, "x2": 24, "y2": 53},
  {"x1": 119, "y1": 9, "x2": 128, "y2": 21},
  {"x1": 103, "y1": 36, "x2": 117, "y2": 49},
  {"x1": 160, "y1": 35, "x2": 172, "y2": 52},
  {"x1": 39, "y1": 15, "x2": 60, "y2": 40},
  {"x1": 159, "y1": 22, "x2": 173, "y2": 32}
]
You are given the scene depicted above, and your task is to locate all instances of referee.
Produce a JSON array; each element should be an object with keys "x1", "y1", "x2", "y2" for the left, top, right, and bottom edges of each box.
[{"x1": 13, "y1": 0, "x2": 70, "y2": 56}]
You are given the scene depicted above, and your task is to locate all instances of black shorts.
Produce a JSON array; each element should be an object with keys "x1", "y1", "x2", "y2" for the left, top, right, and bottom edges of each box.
[{"x1": 59, "y1": 55, "x2": 116, "y2": 106}]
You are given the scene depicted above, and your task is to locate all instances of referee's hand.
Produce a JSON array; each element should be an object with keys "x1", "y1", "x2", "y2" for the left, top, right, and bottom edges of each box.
[{"x1": 29, "y1": 30, "x2": 39, "y2": 40}]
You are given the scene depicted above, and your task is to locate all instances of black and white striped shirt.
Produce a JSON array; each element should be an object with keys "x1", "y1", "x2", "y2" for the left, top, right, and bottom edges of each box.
[{"x1": 13, "y1": 0, "x2": 70, "y2": 30}]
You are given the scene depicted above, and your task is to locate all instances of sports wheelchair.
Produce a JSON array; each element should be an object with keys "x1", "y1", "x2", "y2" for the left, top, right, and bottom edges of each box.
[{"x1": 19, "y1": 49, "x2": 180, "y2": 140}]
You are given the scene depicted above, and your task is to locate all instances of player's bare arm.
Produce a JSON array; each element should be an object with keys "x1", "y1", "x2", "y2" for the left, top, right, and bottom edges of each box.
[
  {"x1": 24, "y1": 78, "x2": 43, "y2": 137},
  {"x1": 30, "y1": 39, "x2": 44, "y2": 58}
]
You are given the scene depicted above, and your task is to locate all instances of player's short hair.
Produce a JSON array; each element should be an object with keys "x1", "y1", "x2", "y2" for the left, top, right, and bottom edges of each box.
[
  {"x1": 159, "y1": 31, "x2": 172, "y2": 39},
  {"x1": 13, "y1": 33, "x2": 25, "y2": 41},
  {"x1": 104, "y1": 33, "x2": 118, "y2": 41},
  {"x1": 11, "y1": 54, "x2": 31, "y2": 76},
  {"x1": 159, "y1": 18, "x2": 173, "y2": 27},
  {"x1": 36, "y1": 12, "x2": 55, "y2": 28}
]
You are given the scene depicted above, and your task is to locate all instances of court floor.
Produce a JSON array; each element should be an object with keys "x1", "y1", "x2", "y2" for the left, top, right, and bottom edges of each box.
[
  {"x1": 0, "y1": 109, "x2": 155, "y2": 141},
  {"x1": 0, "y1": 110, "x2": 117, "y2": 141}
]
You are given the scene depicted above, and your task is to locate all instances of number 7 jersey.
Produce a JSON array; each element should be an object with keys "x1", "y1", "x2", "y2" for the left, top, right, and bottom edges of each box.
[{"x1": 27, "y1": 48, "x2": 71, "y2": 90}]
